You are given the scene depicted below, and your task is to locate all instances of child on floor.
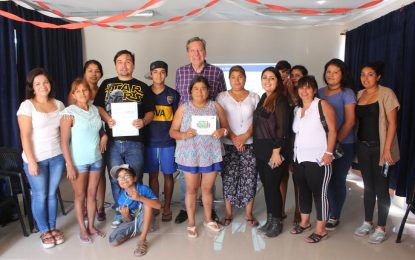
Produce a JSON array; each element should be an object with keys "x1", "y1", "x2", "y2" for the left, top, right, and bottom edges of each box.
[{"x1": 108, "y1": 164, "x2": 160, "y2": 256}]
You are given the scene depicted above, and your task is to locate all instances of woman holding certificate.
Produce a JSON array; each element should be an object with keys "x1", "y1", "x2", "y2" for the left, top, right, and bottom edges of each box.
[
  {"x1": 170, "y1": 76, "x2": 229, "y2": 238},
  {"x1": 253, "y1": 67, "x2": 290, "y2": 238}
]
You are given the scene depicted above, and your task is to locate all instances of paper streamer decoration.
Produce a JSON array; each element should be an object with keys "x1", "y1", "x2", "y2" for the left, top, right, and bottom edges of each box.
[{"x1": 2, "y1": 0, "x2": 219, "y2": 30}]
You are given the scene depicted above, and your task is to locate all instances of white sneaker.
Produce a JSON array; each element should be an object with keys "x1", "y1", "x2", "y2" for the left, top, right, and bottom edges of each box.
[
  {"x1": 354, "y1": 222, "x2": 374, "y2": 237},
  {"x1": 111, "y1": 220, "x2": 121, "y2": 229},
  {"x1": 368, "y1": 228, "x2": 386, "y2": 244}
]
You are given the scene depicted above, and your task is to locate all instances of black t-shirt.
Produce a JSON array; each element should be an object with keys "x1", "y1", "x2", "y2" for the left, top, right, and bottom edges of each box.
[{"x1": 94, "y1": 77, "x2": 155, "y2": 142}]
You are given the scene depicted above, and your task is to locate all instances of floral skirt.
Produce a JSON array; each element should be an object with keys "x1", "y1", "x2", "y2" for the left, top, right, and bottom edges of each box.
[{"x1": 222, "y1": 144, "x2": 258, "y2": 208}]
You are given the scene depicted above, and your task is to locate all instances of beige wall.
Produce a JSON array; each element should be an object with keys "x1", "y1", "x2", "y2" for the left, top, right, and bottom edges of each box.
[{"x1": 83, "y1": 22, "x2": 345, "y2": 88}]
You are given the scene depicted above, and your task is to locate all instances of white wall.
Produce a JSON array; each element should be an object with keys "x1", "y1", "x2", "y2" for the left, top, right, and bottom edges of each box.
[{"x1": 83, "y1": 22, "x2": 345, "y2": 88}]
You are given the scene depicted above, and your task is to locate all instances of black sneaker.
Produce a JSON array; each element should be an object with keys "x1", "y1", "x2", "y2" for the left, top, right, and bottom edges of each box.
[
  {"x1": 175, "y1": 210, "x2": 188, "y2": 224},
  {"x1": 212, "y1": 209, "x2": 220, "y2": 223},
  {"x1": 325, "y1": 218, "x2": 339, "y2": 231}
]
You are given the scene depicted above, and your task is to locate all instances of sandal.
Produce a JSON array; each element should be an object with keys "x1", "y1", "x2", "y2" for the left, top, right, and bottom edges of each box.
[
  {"x1": 305, "y1": 232, "x2": 328, "y2": 243},
  {"x1": 162, "y1": 211, "x2": 173, "y2": 222},
  {"x1": 246, "y1": 218, "x2": 259, "y2": 227},
  {"x1": 90, "y1": 230, "x2": 106, "y2": 238},
  {"x1": 204, "y1": 221, "x2": 221, "y2": 232},
  {"x1": 79, "y1": 234, "x2": 92, "y2": 244},
  {"x1": 290, "y1": 224, "x2": 311, "y2": 234},
  {"x1": 133, "y1": 240, "x2": 148, "y2": 257},
  {"x1": 40, "y1": 232, "x2": 56, "y2": 249},
  {"x1": 187, "y1": 226, "x2": 198, "y2": 238},
  {"x1": 220, "y1": 218, "x2": 233, "y2": 226},
  {"x1": 50, "y1": 229, "x2": 65, "y2": 245}
]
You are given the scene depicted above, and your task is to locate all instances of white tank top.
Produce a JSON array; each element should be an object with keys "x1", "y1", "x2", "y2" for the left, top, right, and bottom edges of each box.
[{"x1": 292, "y1": 98, "x2": 327, "y2": 163}]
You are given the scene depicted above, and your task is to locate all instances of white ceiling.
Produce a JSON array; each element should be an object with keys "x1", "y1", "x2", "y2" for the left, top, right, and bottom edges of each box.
[{"x1": 10, "y1": 0, "x2": 407, "y2": 28}]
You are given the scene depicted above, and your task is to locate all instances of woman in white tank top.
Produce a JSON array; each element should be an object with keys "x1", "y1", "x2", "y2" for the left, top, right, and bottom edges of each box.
[{"x1": 291, "y1": 76, "x2": 337, "y2": 243}]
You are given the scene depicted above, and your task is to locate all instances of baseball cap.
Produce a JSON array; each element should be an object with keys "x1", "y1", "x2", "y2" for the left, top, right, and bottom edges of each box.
[
  {"x1": 110, "y1": 164, "x2": 136, "y2": 179},
  {"x1": 150, "y1": 60, "x2": 168, "y2": 75}
]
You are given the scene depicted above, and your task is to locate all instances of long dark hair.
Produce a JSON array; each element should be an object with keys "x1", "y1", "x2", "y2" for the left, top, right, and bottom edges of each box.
[
  {"x1": 361, "y1": 61, "x2": 384, "y2": 81},
  {"x1": 25, "y1": 68, "x2": 55, "y2": 99},
  {"x1": 323, "y1": 58, "x2": 353, "y2": 89},
  {"x1": 261, "y1": 67, "x2": 283, "y2": 113},
  {"x1": 83, "y1": 60, "x2": 104, "y2": 77},
  {"x1": 297, "y1": 75, "x2": 318, "y2": 108}
]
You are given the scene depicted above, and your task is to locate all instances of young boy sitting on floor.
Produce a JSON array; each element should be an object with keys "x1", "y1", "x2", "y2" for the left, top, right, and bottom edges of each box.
[{"x1": 109, "y1": 164, "x2": 161, "y2": 256}]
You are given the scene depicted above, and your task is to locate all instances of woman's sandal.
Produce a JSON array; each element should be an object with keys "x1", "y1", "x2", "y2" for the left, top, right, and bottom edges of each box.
[
  {"x1": 50, "y1": 229, "x2": 64, "y2": 245},
  {"x1": 133, "y1": 240, "x2": 148, "y2": 257},
  {"x1": 90, "y1": 230, "x2": 106, "y2": 238},
  {"x1": 290, "y1": 224, "x2": 312, "y2": 234},
  {"x1": 40, "y1": 232, "x2": 56, "y2": 249},
  {"x1": 305, "y1": 232, "x2": 328, "y2": 243},
  {"x1": 187, "y1": 226, "x2": 198, "y2": 238},
  {"x1": 246, "y1": 218, "x2": 259, "y2": 227},
  {"x1": 204, "y1": 221, "x2": 221, "y2": 232},
  {"x1": 162, "y1": 211, "x2": 173, "y2": 222},
  {"x1": 220, "y1": 218, "x2": 233, "y2": 226}
]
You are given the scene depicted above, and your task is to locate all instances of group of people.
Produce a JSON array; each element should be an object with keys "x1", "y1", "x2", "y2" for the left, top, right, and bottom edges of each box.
[{"x1": 16, "y1": 36, "x2": 400, "y2": 256}]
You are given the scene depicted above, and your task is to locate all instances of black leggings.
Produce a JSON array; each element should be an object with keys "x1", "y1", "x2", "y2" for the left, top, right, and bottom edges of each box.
[
  {"x1": 293, "y1": 161, "x2": 332, "y2": 221},
  {"x1": 356, "y1": 142, "x2": 390, "y2": 226},
  {"x1": 257, "y1": 159, "x2": 286, "y2": 218}
]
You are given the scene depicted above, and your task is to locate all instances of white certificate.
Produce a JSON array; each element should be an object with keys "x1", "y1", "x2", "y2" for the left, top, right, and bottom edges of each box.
[
  {"x1": 111, "y1": 102, "x2": 139, "y2": 137},
  {"x1": 191, "y1": 115, "x2": 216, "y2": 135}
]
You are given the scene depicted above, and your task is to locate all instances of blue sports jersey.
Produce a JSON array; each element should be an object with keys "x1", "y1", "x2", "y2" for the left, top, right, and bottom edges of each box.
[
  {"x1": 145, "y1": 86, "x2": 180, "y2": 147},
  {"x1": 117, "y1": 183, "x2": 157, "y2": 219}
]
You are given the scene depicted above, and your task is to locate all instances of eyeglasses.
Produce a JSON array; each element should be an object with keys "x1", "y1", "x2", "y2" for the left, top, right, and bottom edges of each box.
[{"x1": 117, "y1": 175, "x2": 133, "y2": 181}]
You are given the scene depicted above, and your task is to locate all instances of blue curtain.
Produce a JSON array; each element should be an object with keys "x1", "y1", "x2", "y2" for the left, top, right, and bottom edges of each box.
[
  {"x1": 0, "y1": 2, "x2": 19, "y2": 148},
  {"x1": 345, "y1": 3, "x2": 415, "y2": 200},
  {"x1": 0, "y1": 2, "x2": 83, "y2": 148}
]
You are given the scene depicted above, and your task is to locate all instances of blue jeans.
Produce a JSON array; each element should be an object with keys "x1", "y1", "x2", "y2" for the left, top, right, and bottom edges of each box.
[
  {"x1": 107, "y1": 140, "x2": 144, "y2": 208},
  {"x1": 327, "y1": 143, "x2": 355, "y2": 219},
  {"x1": 23, "y1": 154, "x2": 64, "y2": 233}
]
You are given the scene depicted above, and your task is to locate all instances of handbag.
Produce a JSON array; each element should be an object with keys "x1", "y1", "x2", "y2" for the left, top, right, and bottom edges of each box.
[{"x1": 318, "y1": 100, "x2": 344, "y2": 159}]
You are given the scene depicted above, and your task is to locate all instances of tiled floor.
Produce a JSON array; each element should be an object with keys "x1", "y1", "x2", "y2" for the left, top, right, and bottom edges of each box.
[{"x1": 0, "y1": 172, "x2": 414, "y2": 260}]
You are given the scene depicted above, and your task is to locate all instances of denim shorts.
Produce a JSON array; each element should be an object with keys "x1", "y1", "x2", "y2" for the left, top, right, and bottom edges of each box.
[{"x1": 75, "y1": 159, "x2": 103, "y2": 173}]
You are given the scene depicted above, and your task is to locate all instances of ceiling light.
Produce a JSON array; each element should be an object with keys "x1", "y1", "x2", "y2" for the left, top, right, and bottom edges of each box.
[
  {"x1": 317, "y1": 0, "x2": 327, "y2": 4},
  {"x1": 132, "y1": 10, "x2": 154, "y2": 17}
]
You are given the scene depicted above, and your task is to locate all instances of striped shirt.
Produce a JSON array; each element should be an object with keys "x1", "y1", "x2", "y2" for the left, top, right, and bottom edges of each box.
[{"x1": 175, "y1": 63, "x2": 226, "y2": 104}]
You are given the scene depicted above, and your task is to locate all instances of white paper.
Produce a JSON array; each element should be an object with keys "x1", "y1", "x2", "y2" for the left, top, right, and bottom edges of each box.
[
  {"x1": 191, "y1": 115, "x2": 216, "y2": 135},
  {"x1": 111, "y1": 102, "x2": 139, "y2": 137}
]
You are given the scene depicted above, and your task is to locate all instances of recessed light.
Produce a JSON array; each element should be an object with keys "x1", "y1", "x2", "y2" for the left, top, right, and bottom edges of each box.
[{"x1": 317, "y1": 0, "x2": 327, "y2": 4}]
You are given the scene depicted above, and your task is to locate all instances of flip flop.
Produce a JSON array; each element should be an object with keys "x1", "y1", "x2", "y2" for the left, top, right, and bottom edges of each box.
[
  {"x1": 220, "y1": 218, "x2": 233, "y2": 226},
  {"x1": 90, "y1": 230, "x2": 106, "y2": 238},
  {"x1": 204, "y1": 221, "x2": 221, "y2": 232},
  {"x1": 79, "y1": 234, "x2": 92, "y2": 244},
  {"x1": 162, "y1": 211, "x2": 173, "y2": 222},
  {"x1": 187, "y1": 226, "x2": 197, "y2": 238},
  {"x1": 246, "y1": 218, "x2": 259, "y2": 227}
]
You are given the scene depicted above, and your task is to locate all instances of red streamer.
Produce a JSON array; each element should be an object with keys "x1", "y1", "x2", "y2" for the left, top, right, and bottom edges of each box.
[
  {"x1": 246, "y1": 0, "x2": 383, "y2": 15},
  {"x1": 1, "y1": 0, "x2": 220, "y2": 30}
]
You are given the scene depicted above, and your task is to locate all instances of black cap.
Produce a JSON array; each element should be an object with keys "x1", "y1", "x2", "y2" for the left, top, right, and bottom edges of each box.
[{"x1": 150, "y1": 60, "x2": 168, "y2": 75}]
